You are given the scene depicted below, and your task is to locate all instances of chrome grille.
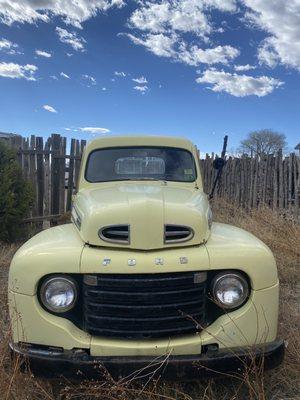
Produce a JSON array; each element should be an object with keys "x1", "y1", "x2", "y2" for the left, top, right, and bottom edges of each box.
[
  {"x1": 83, "y1": 272, "x2": 207, "y2": 339},
  {"x1": 99, "y1": 225, "x2": 130, "y2": 244},
  {"x1": 164, "y1": 225, "x2": 194, "y2": 244}
]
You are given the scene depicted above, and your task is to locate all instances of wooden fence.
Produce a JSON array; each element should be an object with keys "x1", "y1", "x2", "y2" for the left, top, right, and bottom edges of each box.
[
  {"x1": 4, "y1": 134, "x2": 300, "y2": 222},
  {"x1": 200, "y1": 151, "x2": 300, "y2": 218},
  {"x1": 6, "y1": 134, "x2": 86, "y2": 224}
]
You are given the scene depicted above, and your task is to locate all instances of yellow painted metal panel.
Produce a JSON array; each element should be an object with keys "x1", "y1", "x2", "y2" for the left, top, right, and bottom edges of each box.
[
  {"x1": 74, "y1": 183, "x2": 210, "y2": 249},
  {"x1": 80, "y1": 237, "x2": 210, "y2": 274},
  {"x1": 205, "y1": 223, "x2": 278, "y2": 289},
  {"x1": 8, "y1": 291, "x2": 90, "y2": 349},
  {"x1": 200, "y1": 283, "x2": 279, "y2": 349},
  {"x1": 9, "y1": 224, "x2": 84, "y2": 295}
]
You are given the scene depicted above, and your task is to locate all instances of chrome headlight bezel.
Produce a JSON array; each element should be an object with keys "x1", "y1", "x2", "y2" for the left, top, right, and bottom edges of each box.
[
  {"x1": 211, "y1": 272, "x2": 249, "y2": 309},
  {"x1": 40, "y1": 275, "x2": 78, "y2": 313}
]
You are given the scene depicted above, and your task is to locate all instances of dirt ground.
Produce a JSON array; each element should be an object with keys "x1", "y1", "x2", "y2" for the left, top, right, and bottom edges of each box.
[{"x1": 0, "y1": 200, "x2": 299, "y2": 400}]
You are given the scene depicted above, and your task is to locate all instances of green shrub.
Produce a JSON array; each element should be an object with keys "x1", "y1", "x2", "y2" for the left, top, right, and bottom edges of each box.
[{"x1": 0, "y1": 141, "x2": 34, "y2": 242}]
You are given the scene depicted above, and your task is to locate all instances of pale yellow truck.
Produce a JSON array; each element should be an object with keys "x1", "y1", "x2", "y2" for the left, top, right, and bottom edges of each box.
[{"x1": 9, "y1": 135, "x2": 284, "y2": 379}]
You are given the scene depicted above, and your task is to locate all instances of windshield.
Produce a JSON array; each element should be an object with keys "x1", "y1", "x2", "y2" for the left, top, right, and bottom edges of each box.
[{"x1": 85, "y1": 146, "x2": 196, "y2": 183}]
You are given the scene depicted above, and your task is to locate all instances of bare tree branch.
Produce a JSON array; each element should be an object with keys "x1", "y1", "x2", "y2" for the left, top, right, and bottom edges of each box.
[{"x1": 240, "y1": 129, "x2": 287, "y2": 157}]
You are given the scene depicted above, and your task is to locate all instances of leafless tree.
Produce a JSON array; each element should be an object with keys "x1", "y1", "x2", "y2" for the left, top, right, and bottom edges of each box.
[{"x1": 240, "y1": 129, "x2": 287, "y2": 157}]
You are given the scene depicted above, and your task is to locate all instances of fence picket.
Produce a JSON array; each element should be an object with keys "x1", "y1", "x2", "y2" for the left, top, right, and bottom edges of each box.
[
  {"x1": 29, "y1": 135, "x2": 37, "y2": 217},
  {"x1": 66, "y1": 139, "x2": 76, "y2": 212},
  {"x1": 59, "y1": 137, "x2": 66, "y2": 214},
  {"x1": 51, "y1": 134, "x2": 61, "y2": 221},
  {"x1": 44, "y1": 138, "x2": 51, "y2": 228},
  {"x1": 36, "y1": 137, "x2": 44, "y2": 220}
]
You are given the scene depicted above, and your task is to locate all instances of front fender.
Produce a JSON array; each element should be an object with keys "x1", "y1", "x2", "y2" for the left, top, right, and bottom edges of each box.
[
  {"x1": 9, "y1": 224, "x2": 84, "y2": 295},
  {"x1": 205, "y1": 223, "x2": 278, "y2": 290}
]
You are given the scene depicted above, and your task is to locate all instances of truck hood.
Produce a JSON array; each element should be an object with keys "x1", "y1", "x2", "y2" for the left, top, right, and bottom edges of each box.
[{"x1": 73, "y1": 183, "x2": 211, "y2": 250}]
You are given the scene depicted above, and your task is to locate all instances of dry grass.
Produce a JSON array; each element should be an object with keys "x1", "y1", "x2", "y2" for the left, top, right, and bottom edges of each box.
[{"x1": 0, "y1": 200, "x2": 299, "y2": 400}]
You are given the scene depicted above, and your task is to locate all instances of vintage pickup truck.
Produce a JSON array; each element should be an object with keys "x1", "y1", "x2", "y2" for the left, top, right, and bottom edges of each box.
[{"x1": 9, "y1": 135, "x2": 284, "y2": 379}]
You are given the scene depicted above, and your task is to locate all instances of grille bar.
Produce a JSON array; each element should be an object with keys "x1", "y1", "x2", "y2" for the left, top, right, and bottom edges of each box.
[
  {"x1": 87, "y1": 326, "x2": 200, "y2": 337},
  {"x1": 85, "y1": 299, "x2": 205, "y2": 317},
  {"x1": 85, "y1": 272, "x2": 205, "y2": 288},
  {"x1": 83, "y1": 272, "x2": 207, "y2": 339}
]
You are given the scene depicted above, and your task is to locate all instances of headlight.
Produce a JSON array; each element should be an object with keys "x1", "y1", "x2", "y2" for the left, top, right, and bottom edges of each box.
[
  {"x1": 40, "y1": 276, "x2": 78, "y2": 313},
  {"x1": 211, "y1": 272, "x2": 249, "y2": 309}
]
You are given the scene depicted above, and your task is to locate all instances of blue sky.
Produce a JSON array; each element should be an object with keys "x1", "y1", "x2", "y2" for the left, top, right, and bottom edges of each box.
[{"x1": 0, "y1": 0, "x2": 299, "y2": 153}]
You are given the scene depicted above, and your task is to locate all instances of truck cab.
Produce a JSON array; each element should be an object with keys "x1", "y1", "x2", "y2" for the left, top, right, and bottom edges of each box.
[{"x1": 9, "y1": 135, "x2": 284, "y2": 379}]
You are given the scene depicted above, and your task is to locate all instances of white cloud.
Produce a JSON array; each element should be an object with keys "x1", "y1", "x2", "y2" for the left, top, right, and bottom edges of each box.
[
  {"x1": 80, "y1": 127, "x2": 110, "y2": 134},
  {"x1": 178, "y1": 43, "x2": 239, "y2": 66},
  {"x1": 102, "y1": 87, "x2": 107, "y2": 91},
  {"x1": 56, "y1": 27, "x2": 86, "y2": 51},
  {"x1": 0, "y1": 38, "x2": 11, "y2": 50},
  {"x1": 35, "y1": 49, "x2": 52, "y2": 58},
  {"x1": 114, "y1": 71, "x2": 126, "y2": 77},
  {"x1": 50, "y1": 75, "x2": 58, "y2": 80},
  {"x1": 43, "y1": 105, "x2": 57, "y2": 113},
  {"x1": 133, "y1": 85, "x2": 149, "y2": 94},
  {"x1": 60, "y1": 71, "x2": 70, "y2": 79},
  {"x1": 65, "y1": 127, "x2": 78, "y2": 132},
  {"x1": 0, "y1": 62, "x2": 37, "y2": 80},
  {"x1": 125, "y1": 32, "x2": 177, "y2": 58},
  {"x1": 0, "y1": 37, "x2": 20, "y2": 54},
  {"x1": 126, "y1": 32, "x2": 239, "y2": 66},
  {"x1": 124, "y1": 1, "x2": 254, "y2": 70},
  {"x1": 129, "y1": 0, "x2": 236, "y2": 39},
  {"x1": 243, "y1": 0, "x2": 300, "y2": 70},
  {"x1": 257, "y1": 39, "x2": 279, "y2": 68},
  {"x1": 196, "y1": 69, "x2": 283, "y2": 97},
  {"x1": 82, "y1": 74, "x2": 96, "y2": 85},
  {"x1": 234, "y1": 64, "x2": 256, "y2": 71},
  {"x1": 132, "y1": 76, "x2": 148, "y2": 84},
  {"x1": 0, "y1": 0, "x2": 125, "y2": 28}
]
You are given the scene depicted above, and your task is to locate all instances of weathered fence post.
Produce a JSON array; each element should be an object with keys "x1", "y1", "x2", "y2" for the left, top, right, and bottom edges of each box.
[
  {"x1": 36, "y1": 137, "x2": 44, "y2": 218},
  {"x1": 50, "y1": 134, "x2": 61, "y2": 223}
]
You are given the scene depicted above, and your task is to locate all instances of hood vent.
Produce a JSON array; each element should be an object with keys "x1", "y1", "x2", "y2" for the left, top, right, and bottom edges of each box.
[
  {"x1": 99, "y1": 225, "x2": 130, "y2": 244},
  {"x1": 164, "y1": 225, "x2": 194, "y2": 244}
]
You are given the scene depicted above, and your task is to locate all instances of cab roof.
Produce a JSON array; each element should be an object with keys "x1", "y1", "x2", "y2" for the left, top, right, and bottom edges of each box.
[{"x1": 85, "y1": 135, "x2": 196, "y2": 153}]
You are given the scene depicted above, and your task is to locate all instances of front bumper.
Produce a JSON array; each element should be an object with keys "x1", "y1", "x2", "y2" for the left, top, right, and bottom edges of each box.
[{"x1": 10, "y1": 340, "x2": 284, "y2": 380}]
